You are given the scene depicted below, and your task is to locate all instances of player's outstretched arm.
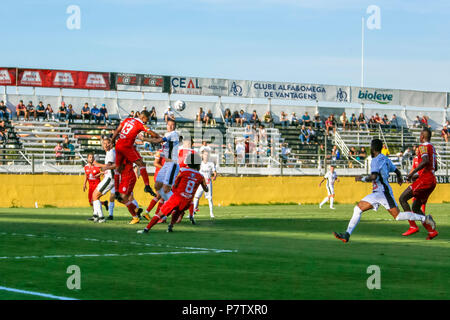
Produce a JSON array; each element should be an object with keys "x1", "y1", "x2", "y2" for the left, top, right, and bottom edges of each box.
[
  {"x1": 407, "y1": 155, "x2": 429, "y2": 181},
  {"x1": 356, "y1": 172, "x2": 378, "y2": 182},
  {"x1": 111, "y1": 123, "x2": 123, "y2": 144},
  {"x1": 394, "y1": 168, "x2": 403, "y2": 186}
]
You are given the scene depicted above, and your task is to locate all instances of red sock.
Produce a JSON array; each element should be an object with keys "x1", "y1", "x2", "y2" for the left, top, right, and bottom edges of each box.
[
  {"x1": 146, "y1": 215, "x2": 162, "y2": 230},
  {"x1": 140, "y1": 167, "x2": 150, "y2": 186},
  {"x1": 126, "y1": 202, "x2": 137, "y2": 216},
  {"x1": 156, "y1": 200, "x2": 164, "y2": 214},
  {"x1": 189, "y1": 203, "x2": 194, "y2": 217},
  {"x1": 147, "y1": 197, "x2": 158, "y2": 213},
  {"x1": 114, "y1": 172, "x2": 120, "y2": 191},
  {"x1": 422, "y1": 221, "x2": 434, "y2": 232},
  {"x1": 421, "y1": 204, "x2": 426, "y2": 213},
  {"x1": 409, "y1": 220, "x2": 418, "y2": 229},
  {"x1": 170, "y1": 211, "x2": 180, "y2": 225}
]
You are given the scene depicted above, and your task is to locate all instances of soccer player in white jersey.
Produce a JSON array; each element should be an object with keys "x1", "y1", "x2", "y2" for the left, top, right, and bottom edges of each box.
[
  {"x1": 318, "y1": 165, "x2": 339, "y2": 209},
  {"x1": 333, "y1": 138, "x2": 436, "y2": 243},
  {"x1": 143, "y1": 119, "x2": 180, "y2": 202},
  {"x1": 193, "y1": 151, "x2": 217, "y2": 219}
]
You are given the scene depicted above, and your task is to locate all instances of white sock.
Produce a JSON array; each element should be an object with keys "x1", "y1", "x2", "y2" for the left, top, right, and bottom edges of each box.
[
  {"x1": 132, "y1": 199, "x2": 140, "y2": 209},
  {"x1": 396, "y1": 212, "x2": 426, "y2": 222},
  {"x1": 330, "y1": 197, "x2": 334, "y2": 208},
  {"x1": 93, "y1": 200, "x2": 104, "y2": 218},
  {"x1": 193, "y1": 197, "x2": 199, "y2": 210},
  {"x1": 108, "y1": 202, "x2": 114, "y2": 216},
  {"x1": 320, "y1": 197, "x2": 328, "y2": 206},
  {"x1": 208, "y1": 198, "x2": 214, "y2": 217},
  {"x1": 346, "y1": 206, "x2": 362, "y2": 235}
]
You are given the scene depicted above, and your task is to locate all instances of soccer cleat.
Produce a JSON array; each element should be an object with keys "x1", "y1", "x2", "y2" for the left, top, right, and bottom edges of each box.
[
  {"x1": 129, "y1": 217, "x2": 140, "y2": 225},
  {"x1": 330, "y1": 207, "x2": 336, "y2": 210},
  {"x1": 144, "y1": 185, "x2": 157, "y2": 197},
  {"x1": 425, "y1": 215, "x2": 436, "y2": 230},
  {"x1": 142, "y1": 213, "x2": 151, "y2": 221},
  {"x1": 194, "y1": 208, "x2": 200, "y2": 213},
  {"x1": 137, "y1": 229, "x2": 149, "y2": 234},
  {"x1": 167, "y1": 224, "x2": 173, "y2": 232},
  {"x1": 96, "y1": 217, "x2": 106, "y2": 223},
  {"x1": 402, "y1": 227, "x2": 419, "y2": 236},
  {"x1": 210, "y1": 215, "x2": 215, "y2": 219},
  {"x1": 333, "y1": 231, "x2": 350, "y2": 243},
  {"x1": 426, "y1": 230, "x2": 439, "y2": 240},
  {"x1": 106, "y1": 215, "x2": 114, "y2": 220},
  {"x1": 319, "y1": 204, "x2": 322, "y2": 209},
  {"x1": 189, "y1": 215, "x2": 196, "y2": 225},
  {"x1": 87, "y1": 215, "x2": 97, "y2": 221},
  {"x1": 103, "y1": 200, "x2": 109, "y2": 211}
]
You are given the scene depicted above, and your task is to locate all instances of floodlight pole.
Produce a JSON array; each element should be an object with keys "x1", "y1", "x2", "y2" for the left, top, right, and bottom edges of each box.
[{"x1": 361, "y1": 16, "x2": 365, "y2": 88}]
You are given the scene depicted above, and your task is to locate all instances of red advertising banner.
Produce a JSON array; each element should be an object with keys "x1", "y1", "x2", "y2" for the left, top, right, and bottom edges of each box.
[
  {"x1": 0, "y1": 68, "x2": 17, "y2": 86},
  {"x1": 17, "y1": 68, "x2": 110, "y2": 90}
]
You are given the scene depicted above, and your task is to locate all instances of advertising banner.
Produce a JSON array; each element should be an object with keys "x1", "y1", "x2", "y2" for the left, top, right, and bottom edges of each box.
[
  {"x1": 170, "y1": 76, "x2": 202, "y2": 95},
  {"x1": 199, "y1": 78, "x2": 229, "y2": 96},
  {"x1": 0, "y1": 68, "x2": 16, "y2": 86},
  {"x1": 16, "y1": 69, "x2": 110, "y2": 90},
  {"x1": 115, "y1": 73, "x2": 165, "y2": 93},
  {"x1": 227, "y1": 79, "x2": 251, "y2": 98},
  {"x1": 351, "y1": 87, "x2": 400, "y2": 105}
]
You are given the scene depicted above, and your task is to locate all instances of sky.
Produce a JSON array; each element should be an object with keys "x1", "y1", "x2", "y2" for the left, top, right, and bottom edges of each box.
[{"x1": 1, "y1": 0, "x2": 450, "y2": 92}]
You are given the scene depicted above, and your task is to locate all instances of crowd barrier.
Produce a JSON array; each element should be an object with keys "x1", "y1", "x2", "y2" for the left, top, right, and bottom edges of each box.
[{"x1": 1, "y1": 175, "x2": 449, "y2": 208}]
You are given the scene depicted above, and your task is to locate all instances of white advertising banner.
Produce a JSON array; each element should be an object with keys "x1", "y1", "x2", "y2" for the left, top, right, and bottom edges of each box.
[
  {"x1": 227, "y1": 79, "x2": 251, "y2": 98},
  {"x1": 170, "y1": 76, "x2": 202, "y2": 95},
  {"x1": 399, "y1": 90, "x2": 447, "y2": 108},
  {"x1": 199, "y1": 78, "x2": 229, "y2": 96}
]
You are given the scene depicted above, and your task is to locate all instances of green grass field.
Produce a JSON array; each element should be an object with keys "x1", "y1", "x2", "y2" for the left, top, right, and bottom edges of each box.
[{"x1": 0, "y1": 204, "x2": 449, "y2": 300}]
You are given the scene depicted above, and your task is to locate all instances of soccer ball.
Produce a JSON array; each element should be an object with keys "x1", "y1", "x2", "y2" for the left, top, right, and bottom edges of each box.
[{"x1": 173, "y1": 100, "x2": 186, "y2": 112}]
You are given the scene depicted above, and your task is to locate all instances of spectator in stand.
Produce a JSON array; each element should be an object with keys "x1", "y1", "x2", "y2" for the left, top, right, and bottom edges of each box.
[
  {"x1": 164, "y1": 106, "x2": 175, "y2": 122},
  {"x1": 349, "y1": 113, "x2": 357, "y2": 130},
  {"x1": 258, "y1": 124, "x2": 268, "y2": 144},
  {"x1": 281, "y1": 143, "x2": 291, "y2": 163},
  {"x1": 196, "y1": 107, "x2": 205, "y2": 124},
  {"x1": 129, "y1": 110, "x2": 135, "y2": 118},
  {"x1": 299, "y1": 125, "x2": 310, "y2": 144},
  {"x1": 340, "y1": 112, "x2": 348, "y2": 131},
  {"x1": 263, "y1": 111, "x2": 273, "y2": 128},
  {"x1": 302, "y1": 112, "x2": 311, "y2": 127},
  {"x1": 331, "y1": 145, "x2": 340, "y2": 164},
  {"x1": 205, "y1": 109, "x2": 216, "y2": 127},
  {"x1": 16, "y1": 100, "x2": 27, "y2": 120},
  {"x1": 308, "y1": 126, "x2": 317, "y2": 144},
  {"x1": 63, "y1": 136, "x2": 75, "y2": 161},
  {"x1": 290, "y1": 112, "x2": 300, "y2": 127},
  {"x1": 349, "y1": 146, "x2": 357, "y2": 156},
  {"x1": 368, "y1": 115, "x2": 377, "y2": 129},
  {"x1": 382, "y1": 114, "x2": 390, "y2": 129},
  {"x1": 67, "y1": 104, "x2": 76, "y2": 124},
  {"x1": 358, "y1": 147, "x2": 367, "y2": 160},
  {"x1": 135, "y1": 111, "x2": 140, "y2": 118},
  {"x1": 421, "y1": 115, "x2": 431, "y2": 128},
  {"x1": 199, "y1": 140, "x2": 212, "y2": 154},
  {"x1": 250, "y1": 110, "x2": 260, "y2": 126},
  {"x1": 90, "y1": 104, "x2": 101, "y2": 124},
  {"x1": 357, "y1": 113, "x2": 368, "y2": 130},
  {"x1": 99, "y1": 104, "x2": 109, "y2": 124},
  {"x1": 232, "y1": 110, "x2": 243, "y2": 127},
  {"x1": 54, "y1": 142, "x2": 64, "y2": 165},
  {"x1": 381, "y1": 144, "x2": 390, "y2": 156},
  {"x1": 149, "y1": 107, "x2": 157, "y2": 125},
  {"x1": 280, "y1": 111, "x2": 289, "y2": 128},
  {"x1": 239, "y1": 110, "x2": 249, "y2": 126},
  {"x1": 412, "y1": 116, "x2": 421, "y2": 128},
  {"x1": 313, "y1": 112, "x2": 322, "y2": 129},
  {"x1": 58, "y1": 102, "x2": 67, "y2": 122},
  {"x1": 81, "y1": 103, "x2": 91, "y2": 123},
  {"x1": 391, "y1": 114, "x2": 399, "y2": 129},
  {"x1": 441, "y1": 125, "x2": 449, "y2": 143},
  {"x1": 374, "y1": 113, "x2": 382, "y2": 124},
  {"x1": 225, "y1": 142, "x2": 235, "y2": 164},
  {"x1": 325, "y1": 115, "x2": 335, "y2": 136},
  {"x1": 36, "y1": 101, "x2": 46, "y2": 121},
  {"x1": 45, "y1": 104, "x2": 54, "y2": 121},
  {"x1": 0, "y1": 101, "x2": 10, "y2": 121},
  {"x1": 224, "y1": 108, "x2": 232, "y2": 127},
  {"x1": 0, "y1": 121, "x2": 7, "y2": 143},
  {"x1": 235, "y1": 138, "x2": 245, "y2": 164},
  {"x1": 26, "y1": 101, "x2": 36, "y2": 121}
]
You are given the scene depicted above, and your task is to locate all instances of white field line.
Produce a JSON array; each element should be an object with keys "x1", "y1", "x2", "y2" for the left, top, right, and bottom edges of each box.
[
  {"x1": 0, "y1": 232, "x2": 238, "y2": 259},
  {"x1": 0, "y1": 285, "x2": 78, "y2": 300}
]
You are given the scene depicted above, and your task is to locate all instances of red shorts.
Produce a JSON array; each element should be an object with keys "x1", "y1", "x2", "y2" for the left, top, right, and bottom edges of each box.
[
  {"x1": 115, "y1": 142, "x2": 141, "y2": 168},
  {"x1": 88, "y1": 182, "x2": 99, "y2": 204},
  {"x1": 411, "y1": 179, "x2": 436, "y2": 204},
  {"x1": 119, "y1": 171, "x2": 137, "y2": 196},
  {"x1": 160, "y1": 195, "x2": 192, "y2": 217}
]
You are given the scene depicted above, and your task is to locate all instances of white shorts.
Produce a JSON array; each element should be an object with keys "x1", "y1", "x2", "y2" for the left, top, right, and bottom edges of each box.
[
  {"x1": 195, "y1": 181, "x2": 212, "y2": 200},
  {"x1": 361, "y1": 191, "x2": 397, "y2": 211},
  {"x1": 156, "y1": 161, "x2": 179, "y2": 186},
  {"x1": 326, "y1": 184, "x2": 335, "y2": 195},
  {"x1": 96, "y1": 176, "x2": 115, "y2": 195}
]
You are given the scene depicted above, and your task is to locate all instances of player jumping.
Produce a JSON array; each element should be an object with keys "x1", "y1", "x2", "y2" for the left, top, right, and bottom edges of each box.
[
  {"x1": 398, "y1": 128, "x2": 439, "y2": 240},
  {"x1": 137, "y1": 153, "x2": 208, "y2": 234},
  {"x1": 318, "y1": 165, "x2": 339, "y2": 209},
  {"x1": 333, "y1": 138, "x2": 436, "y2": 243}
]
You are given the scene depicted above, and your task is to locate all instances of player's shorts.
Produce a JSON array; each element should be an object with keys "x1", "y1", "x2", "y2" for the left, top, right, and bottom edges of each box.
[
  {"x1": 361, "y1": 190, "x2": 397, "y2": 211},
  {"x1": 96, "y1": 175, "x2": 115, "y2": 195},
  {"x1": 195, "y1": 181, "x2": 212, "y2": 200},
  {"x1": 88, "y1": 182, "x2": 100, "y2": 204},
  {"x1": 159, "y1": 194, "x2": 191, "y2": 217},
  {"x1": 156, "y1": 161, "x2": 179, "y2": 186},
  {"x1": 115, "y1": 143, "x2": 141, "y2": 167},
  {"x1": 410, "y1": 179, "x2": 436, "y2": 204},
  {"x1": 119, "y1": 171, "x2": 137, "y2": 196},
  {"x1": 326, "y1": 183, "x2": 335, "y2": 196},
  {"x1": 154, "y1": 168, "x2": 160, "y2": 182}
]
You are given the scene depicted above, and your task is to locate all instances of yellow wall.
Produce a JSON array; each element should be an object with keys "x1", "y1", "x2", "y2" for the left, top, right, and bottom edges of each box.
[{"x1": 0, "y1": 175, "x2": 449, "y2": 208}]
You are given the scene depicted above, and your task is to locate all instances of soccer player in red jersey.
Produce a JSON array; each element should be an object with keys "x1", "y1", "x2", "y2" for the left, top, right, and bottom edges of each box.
[
  {"x1": 177, "y1": 137, "x2": 198, "y2": 223},
  {"x1": 83, "y1": 153, "x2": 101, "y2": 206},
  {"x1": 399, "y1": 128, "x2": 439, "y2": 240},
  {"x1": 144, "y1": 148, "x2": 166, "y2": 221},
  {"x1": 117, "y1": 160, "x2": 143, "y2": 224},
  {"x1": 111, "y1": 110, "x2": 160, "y2": 197},
  {"x1": 137, "y1": 153, "x2": 208, "y2": 234}
]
